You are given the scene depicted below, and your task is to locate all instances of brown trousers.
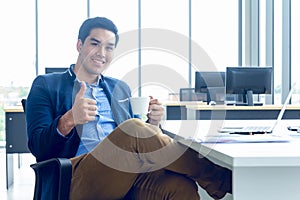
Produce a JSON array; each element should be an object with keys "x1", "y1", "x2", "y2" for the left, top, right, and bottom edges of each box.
[{"x1": 69, "y1": 119, "x2": 231, "y2": 200}]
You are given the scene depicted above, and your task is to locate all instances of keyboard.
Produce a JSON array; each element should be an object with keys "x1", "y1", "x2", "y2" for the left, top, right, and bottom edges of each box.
[{"x1": 219, "y1": 126, "x2": 273, "y2": 134}]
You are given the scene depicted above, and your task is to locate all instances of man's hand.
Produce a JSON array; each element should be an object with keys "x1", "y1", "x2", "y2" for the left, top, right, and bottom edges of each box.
[
  {"x1": 147, "y1": 96, "x2": 165, "y2": 126},
  {"x1": 72, "y1": 82, "x2": 97, "y2": 124},
  {"x1": 57, "y1": 82, "x2": 97, "y2": 135}
]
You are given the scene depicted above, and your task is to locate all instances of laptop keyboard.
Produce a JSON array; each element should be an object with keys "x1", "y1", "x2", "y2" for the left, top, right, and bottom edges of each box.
[
  {"x1": 243, "y1": 126, "x2": 271, "y2": 132},
  {"x1": 220, "y1": 125, "x2": 273, "y2": 134}
]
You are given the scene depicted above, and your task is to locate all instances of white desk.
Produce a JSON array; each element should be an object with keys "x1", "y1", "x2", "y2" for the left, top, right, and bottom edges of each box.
[
  {"x1": 185, "y1": 104, "x2": 300, "y2": 120},
  {"x1": 162, "y1": 120, "x2": 300, "y2": 200},
  {"x1": 4, "y1": 106, "x2": 29, "y2": 189},
  {"x1": 164, "y1": 101, "x2": 207, "y2": 120}
]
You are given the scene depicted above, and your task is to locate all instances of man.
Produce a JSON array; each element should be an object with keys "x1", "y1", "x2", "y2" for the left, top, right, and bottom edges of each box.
[{"x1": 26, "y1": 17, "x2": 231, "y2": 199}]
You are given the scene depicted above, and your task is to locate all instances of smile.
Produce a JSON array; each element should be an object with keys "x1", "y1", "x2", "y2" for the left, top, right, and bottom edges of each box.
[{"x1": 92, "y1": 58, "x2": 106, "y2": 64}]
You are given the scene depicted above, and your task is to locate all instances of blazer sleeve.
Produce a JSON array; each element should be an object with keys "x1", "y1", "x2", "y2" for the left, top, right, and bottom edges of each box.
[{"x1": 26, "y1": 76, "x2": 78, "y2": 161}]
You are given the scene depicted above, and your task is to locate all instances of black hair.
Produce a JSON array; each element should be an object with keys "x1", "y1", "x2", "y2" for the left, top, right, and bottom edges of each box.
[{"x1": 78, "y1": 17, "x2": 119, "y2": 46}]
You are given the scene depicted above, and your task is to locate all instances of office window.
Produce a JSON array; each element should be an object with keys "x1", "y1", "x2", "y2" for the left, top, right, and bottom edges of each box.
[
  {"x1": 191, "y1": 0, "x2": 238, "y2": 102},
  {"x1": 140, "y1": 0, "x2": 189, "y2": 100},
  {"x1": 0, "y1": 0, "x2": 35, "y2": 87},
  {"x1": 0, "y1": 0, "x2": 35, "y2": 142},
  {"x1": 191, "y1": 0, "x2": 238, "y2": 72},
  {"x1": 90, "y1": 0, "x2": 138, "y2": 34},
  {"x1": 90, "y1": 0, "x2": 139, "y2": 95},
  {"x1": 291, "y1": 0, "x2": 300, "y2": 104},
  {"x1": 273, "y1": 0, "x2": 283, "y2": 104},
  {"x1": 38, "y1": 0, "x2": 87, "y2": 74},
  {"x1": 259, "y1": 0, "x2": 267, "y2": 67},
  {"x1": 0, "y1": 0, "x2": 35, "y2": 97}
]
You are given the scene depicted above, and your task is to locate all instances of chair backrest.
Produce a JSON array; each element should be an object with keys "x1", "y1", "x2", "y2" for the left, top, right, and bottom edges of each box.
[
  {"x1": 21, "y1": 99, "x2": 72, "y2": 200},
  {"x1": 21, "y1": 99, "x2": 26, "y2": 112}
]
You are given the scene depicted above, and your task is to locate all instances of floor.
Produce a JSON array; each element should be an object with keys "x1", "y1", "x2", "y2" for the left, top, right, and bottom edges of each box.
[{"x1": 0, "y1": 147, "x2": 35, "y2": 200}]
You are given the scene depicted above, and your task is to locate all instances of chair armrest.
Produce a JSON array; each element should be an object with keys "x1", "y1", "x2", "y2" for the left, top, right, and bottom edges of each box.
[{"x1": 30, "y1": 158, "x2": 72, "y2": 200}]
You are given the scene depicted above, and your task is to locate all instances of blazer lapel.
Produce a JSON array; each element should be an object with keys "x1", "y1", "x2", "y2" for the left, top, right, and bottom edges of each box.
[{"x1": 99, "y1": 80, "x2": 131, "y2": 125}]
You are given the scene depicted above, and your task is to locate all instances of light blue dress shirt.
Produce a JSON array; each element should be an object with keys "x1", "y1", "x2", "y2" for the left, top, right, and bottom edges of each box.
[{"x1": 75, "y1": 79, "x2": 117, "y2": 156}]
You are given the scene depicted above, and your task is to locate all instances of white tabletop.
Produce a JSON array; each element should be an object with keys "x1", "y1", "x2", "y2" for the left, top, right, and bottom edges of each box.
[
  {"x1": 162, "y1": 120, "x2": 300, "y2": 199},
  {"x1": 162, "y1": 120, "x2": 300, "y2": 169},
  {"x1": 185, "y1": 104, "x2": 300, "y2": 110}
]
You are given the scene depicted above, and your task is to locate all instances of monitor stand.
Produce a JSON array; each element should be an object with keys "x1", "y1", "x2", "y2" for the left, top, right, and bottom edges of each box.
[
  {"x1": 226, "y1": 90, "x2": 263, "y2": 106},
  {"x1": 246, "y1": 90, "x2": 254, "y2": 106},
  {"x1": 234, "y1": 90, "x2": 254, "y2": 106},
  {"x1": 236, "y1": 90, "x2": 262, "y2": 106}
]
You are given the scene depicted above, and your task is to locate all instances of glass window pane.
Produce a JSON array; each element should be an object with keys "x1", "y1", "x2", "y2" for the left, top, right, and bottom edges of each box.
[
  {"x1": 0, "y1": 0, "x2": 35, "y2": 141},
  {"x1": 141, "y1": 0, "x2": 189, "y2": 101},
  {"x1": 38, "y1": 0, "x2": 87, "y2": 74},
  {"x1": 191, "y1": 0, "x2": 238, "y2": 105},
  {"x1": 291, "y1": 0, "x2": 300, "y2": 104},
  {"x1": 0, "y1": 0, "x2": 35, "y2": 97},
  {"x1": 259, "y1": 0, "x2": 266, "y2": 67},
  {"x1": 90, "y1": 0, "x2": 138, "y2": 33},
  {"x1": 274, "y1": 0, "x2": 283, "y2": 104},
  {"x1": 191, "y1": 0, "x2": 239, "y2": 72},
  {"x1": 90, "y1": 0, "x2": 139, "y2": 94}
]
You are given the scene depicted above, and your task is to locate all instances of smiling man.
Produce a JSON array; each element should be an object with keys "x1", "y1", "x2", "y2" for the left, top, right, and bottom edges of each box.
[{"x1": 26, "y1": 17, "x2": 232, "y2": 200}]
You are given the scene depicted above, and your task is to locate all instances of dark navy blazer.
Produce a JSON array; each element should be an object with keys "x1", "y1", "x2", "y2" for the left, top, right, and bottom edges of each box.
[{"x1": 26, "y1": 65, "x2": 134, "y2": 162}]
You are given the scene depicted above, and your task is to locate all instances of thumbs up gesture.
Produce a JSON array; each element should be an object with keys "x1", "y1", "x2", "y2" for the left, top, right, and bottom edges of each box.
[{"x1": 72, "y1": 82, "x2": 97, "y2": 125}]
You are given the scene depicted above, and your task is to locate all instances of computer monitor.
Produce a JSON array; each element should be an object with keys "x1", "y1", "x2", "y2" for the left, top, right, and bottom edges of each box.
[
  {"x1": 194, "y1": 71, "x2": 225, "y2": 104},
  {"x1": 226, "y1": 67, "x2": 272, "y2": 106},
  {"x1": 45, "y1": 67, "x2": 68, "y2": 74}
]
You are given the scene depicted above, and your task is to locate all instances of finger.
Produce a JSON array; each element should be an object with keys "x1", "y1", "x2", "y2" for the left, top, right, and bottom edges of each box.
[
  {"x1": 149, "y1": 96, "x2": 162, "y2": 105},
  {"x1": 77, "y1": 81, "x2": 86, "y2": 98},
  {"x1": 87, "y1": 104, "x2": 97, "y2": 111},
  {"x1": 86, "y1": 98, "x2": 97, "y2": 106},
  {"x1": 148, "y1": 101, "x2": 163, "y2": 118},
  {"x1": 87, "y1": 110, "x2": 97, "y2": 117},
  {"x1": 149, "y1": 111, "x2": 164, "y2": 119},
  {"x1": 149, "y1": 103, "x2": 164, "y2": 111},
  {"x1": 148, "y1": 106, "x2": 164, "y2": 118},
  {"x1": 79, "y1": 109, "x2": 97, "y2": 123},
  {"x1": 149, "y1": 98, "x2": 162, "y2": 105}
]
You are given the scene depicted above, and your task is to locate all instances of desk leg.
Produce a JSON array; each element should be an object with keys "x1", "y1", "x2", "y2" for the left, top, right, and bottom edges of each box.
[
  {"x1": 18, "y1": 153, "x2": 22, "y2": 168},
  {"x1": 187, "y1": 108, "x2": 196, "y2": 120},
  {"x1": 6, "y1": 153, "x2": 14, "y2": 189},
  {"x1": 233, "y1": 166, "x2": 300, "y2": 200}
]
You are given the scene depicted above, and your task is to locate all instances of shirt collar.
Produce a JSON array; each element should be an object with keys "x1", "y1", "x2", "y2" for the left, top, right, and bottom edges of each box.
[{"x1": 70, "y1": 64, "x2": 102, "y2": 87}]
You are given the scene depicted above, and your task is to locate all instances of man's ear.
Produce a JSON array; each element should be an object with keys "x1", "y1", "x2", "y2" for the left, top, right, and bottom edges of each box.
[{"x1": 77, "y1": 39, "x2": 83, "y2": 52}]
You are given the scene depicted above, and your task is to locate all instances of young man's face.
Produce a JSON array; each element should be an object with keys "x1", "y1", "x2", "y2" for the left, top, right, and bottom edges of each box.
[{"x1": 77, "y1": 28, "x2": 116, "y2": 76}]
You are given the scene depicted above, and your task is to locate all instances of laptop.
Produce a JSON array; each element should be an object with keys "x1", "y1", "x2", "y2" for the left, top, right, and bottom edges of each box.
[{"x1": 219, "y1": 85, "x2": 295, "y2": 135}]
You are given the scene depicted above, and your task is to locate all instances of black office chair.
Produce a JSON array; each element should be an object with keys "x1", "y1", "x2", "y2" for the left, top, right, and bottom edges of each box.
[{"x1": 21, "y1": 99, "x2": 72, "y2": 200}]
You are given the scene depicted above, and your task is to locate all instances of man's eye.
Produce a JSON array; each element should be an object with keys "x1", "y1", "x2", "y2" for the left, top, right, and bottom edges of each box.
[
  {"x1": 91, "y1": 42, "x2": 99, "y2": 46},
  {"x1": 106, "y1": 46, "x2": 114, "y2": 52}
]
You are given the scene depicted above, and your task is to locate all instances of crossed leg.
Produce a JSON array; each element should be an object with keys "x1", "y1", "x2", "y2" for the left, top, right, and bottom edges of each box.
[
  {"x1": 124, "y1": 170, "x2": 200, "y2": 200},
  {"x1": 69, "y1": 118, "x2": 231, "y2": 200}
]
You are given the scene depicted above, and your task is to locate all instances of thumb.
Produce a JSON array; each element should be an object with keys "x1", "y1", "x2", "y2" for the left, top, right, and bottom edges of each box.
[{"x1": 77, "y1": 81, "x2": 86, "y2": 98}]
